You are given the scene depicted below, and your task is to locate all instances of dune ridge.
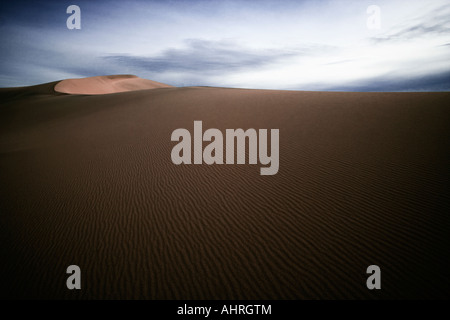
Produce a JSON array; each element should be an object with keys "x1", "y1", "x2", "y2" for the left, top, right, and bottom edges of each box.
[
  {"x1": 54, "y1": 75, "x2": 173, "y2": 95},
  {"x1": 0, "y1": 78, "x2": 449, "y2": 299}
]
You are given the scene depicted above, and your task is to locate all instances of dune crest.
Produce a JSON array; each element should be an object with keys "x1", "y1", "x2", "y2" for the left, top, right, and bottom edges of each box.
[{"x1": 54, "y1": 75, "x2": 173, "y2": 95}]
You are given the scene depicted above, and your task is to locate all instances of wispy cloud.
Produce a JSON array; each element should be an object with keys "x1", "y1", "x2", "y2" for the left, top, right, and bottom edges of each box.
[
  {"x1": 103, "y1": 39, "x2": 297, "y2": 74},
  {"x1": 371, "y1": 3, "x2": 450, "y2": 43}
]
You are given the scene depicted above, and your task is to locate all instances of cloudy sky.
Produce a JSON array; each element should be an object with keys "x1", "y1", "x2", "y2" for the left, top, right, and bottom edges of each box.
[{"x1": 1, "y1": 0, "x2": 449, "y2": 91}]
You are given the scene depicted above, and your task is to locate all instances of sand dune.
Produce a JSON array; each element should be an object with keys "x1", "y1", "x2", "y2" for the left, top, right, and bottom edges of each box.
[
  {"x1": 0, "y1": 77, "x2": 449, "y2": 299},
  {"x1": 54, "y1": 75, "x2": 173, "y2": 95}
]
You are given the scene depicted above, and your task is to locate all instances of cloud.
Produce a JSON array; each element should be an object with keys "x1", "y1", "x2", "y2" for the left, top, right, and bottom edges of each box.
[
  {"x1": 372, "y1": 3, "x2": 450, "y2": 43},
  {"x1": 373, "y1": 24, "x2": 450, "y2": 43},
  {"x1": 103, "y1": 39, "x2": 298, "y2": 74},
  {"x1": 321, "y1": 70, "x2": 450, "y2": 92}
]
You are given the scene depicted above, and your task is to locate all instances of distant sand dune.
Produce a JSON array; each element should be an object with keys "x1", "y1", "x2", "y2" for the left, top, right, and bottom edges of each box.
[
  {"x1": 54, "y1": 75, "x2": 173, "y2": 95},
  {"x1": 0, "y1": 76, "x2": 449, "y2": 299}
]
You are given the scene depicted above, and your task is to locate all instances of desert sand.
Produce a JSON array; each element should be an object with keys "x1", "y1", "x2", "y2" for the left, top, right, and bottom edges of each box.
[
  {"x1": 54, "y1": 75, "x2": 173, "y2": 94},
  {"x1": 0, "y1": 75, "x2": 449, "y2": 299}
]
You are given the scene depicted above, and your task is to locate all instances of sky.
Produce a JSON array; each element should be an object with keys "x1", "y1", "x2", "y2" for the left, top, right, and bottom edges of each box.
[{"x1": 0, "y1": 0, "x2": 449, "y2": 91}]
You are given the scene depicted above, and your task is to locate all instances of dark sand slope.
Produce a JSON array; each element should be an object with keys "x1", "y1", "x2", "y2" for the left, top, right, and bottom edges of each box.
[{"x1": 0, "y1": 78, "x2": 449, "y2": 299}]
